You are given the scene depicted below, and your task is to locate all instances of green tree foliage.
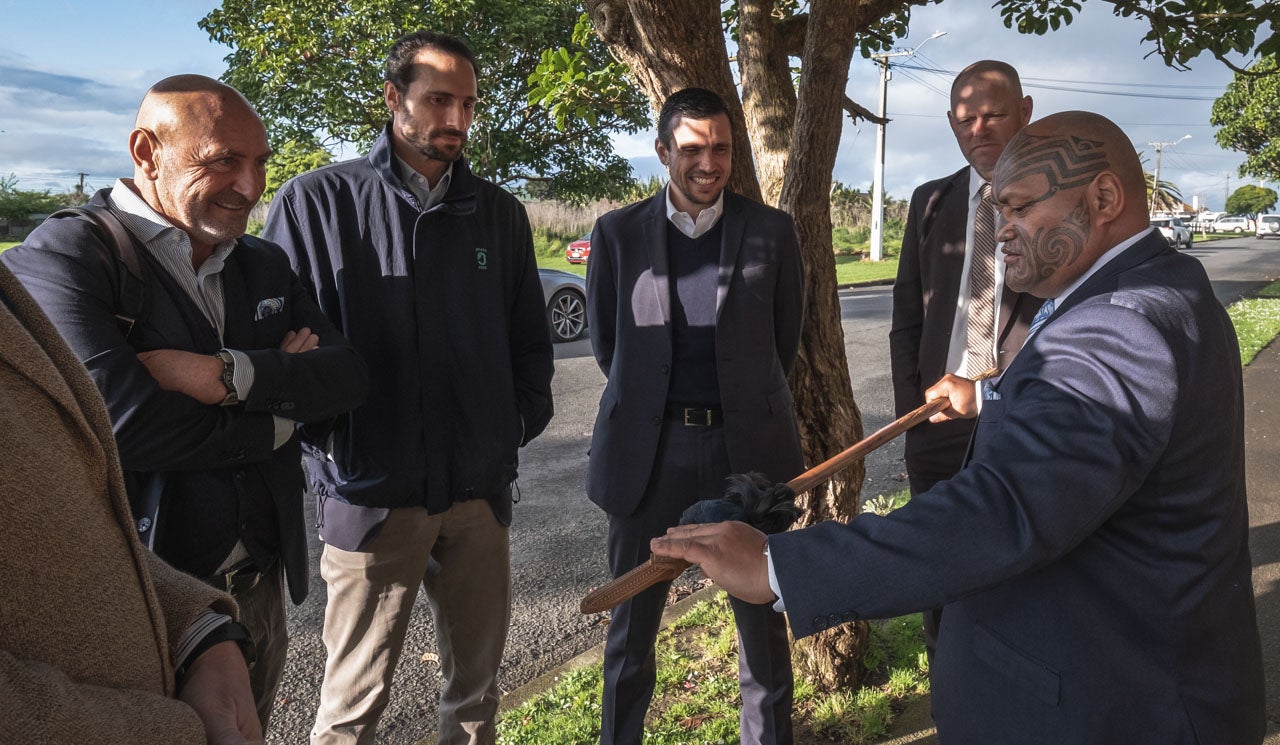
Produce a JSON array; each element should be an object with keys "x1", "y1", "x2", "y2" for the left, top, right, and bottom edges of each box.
[
  {"x1": 1212, "y1": 54, "x2": 1280, "y2": 183},
  {"x1": 1225, "y1": 183, "x2": 1278, "y2": 214},
  {"x1": 0, "y1": 175, "x2": 68, "y2": 222},
  {"x1": 264, "y1": 138, "x2": 334, "y2": 201},
  {"x1": 996, "y1": 0, "x2": 1279, "y2": 73},
  {"x1": 200, "y1": 0, "x2": 650, "y2": 204}
]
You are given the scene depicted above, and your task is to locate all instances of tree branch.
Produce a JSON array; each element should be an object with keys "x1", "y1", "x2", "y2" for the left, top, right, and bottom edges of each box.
[{"x1": 844, "y1": 95, "x2": 887, "y2": 125}]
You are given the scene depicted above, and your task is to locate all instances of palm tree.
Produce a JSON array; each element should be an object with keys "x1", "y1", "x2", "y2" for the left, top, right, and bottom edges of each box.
[{"x1": 1139, "y1": 152, "x2": 1185, "y2": 214}]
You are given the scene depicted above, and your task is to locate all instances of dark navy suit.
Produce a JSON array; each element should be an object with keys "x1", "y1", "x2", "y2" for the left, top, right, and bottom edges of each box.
[
  {"x1": 1, "y1": 192, "x2": 368, "y2": 600},
  {"x1": 586, "y1": 188, "x2": 805, "y2": 744},
  {"x1": 774, "y1": 232, "x2": 1264, "y2": 744}
]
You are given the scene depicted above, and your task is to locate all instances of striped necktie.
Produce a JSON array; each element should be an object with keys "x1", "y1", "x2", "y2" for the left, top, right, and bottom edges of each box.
[{"x1": 963, "y1": 182, "x2": 998, "y2": 376}]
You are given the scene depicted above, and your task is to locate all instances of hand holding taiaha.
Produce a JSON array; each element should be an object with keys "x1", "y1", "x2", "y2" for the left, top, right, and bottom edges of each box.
[{"x1": 578, "y1": 368, "x2": 998, "y2": 614}]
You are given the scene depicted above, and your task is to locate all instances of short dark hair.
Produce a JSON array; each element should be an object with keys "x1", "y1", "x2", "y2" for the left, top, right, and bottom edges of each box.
[
  {"x1": 385, "y1": 31, "x2": 478, "y2": 93},
  {"x1": 657, "y1": 88, "x2": 731, "y2": 148}
]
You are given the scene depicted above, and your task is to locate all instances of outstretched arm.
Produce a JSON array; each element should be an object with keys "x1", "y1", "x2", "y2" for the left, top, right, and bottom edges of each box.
[{"x1": 650, "y1": 521, "x2": 775, "y2": 605}]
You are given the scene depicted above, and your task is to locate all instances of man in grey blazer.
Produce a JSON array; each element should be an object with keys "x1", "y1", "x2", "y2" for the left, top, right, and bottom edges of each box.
[
  {"x1": 653, "y1": 111, "x2": 1265, "y2": 745},
  {"x1": 586, "y1": 87, "x2": 805, "y2": 745}
]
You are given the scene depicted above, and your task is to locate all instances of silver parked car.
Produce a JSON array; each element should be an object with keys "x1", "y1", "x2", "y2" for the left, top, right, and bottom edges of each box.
[
  {"x1": 1212, "y1": 215, "x2": 1253, "y2": 234},
  {"x1": 538, "y1": 268, "x2": 588, "y2": 343},
  {"x1": 1256, "y1": 214, "x2": 1280, "y2": 239},
  {"x1": 1150, "y1": 217, "x2": 1192, "y2": 250}
]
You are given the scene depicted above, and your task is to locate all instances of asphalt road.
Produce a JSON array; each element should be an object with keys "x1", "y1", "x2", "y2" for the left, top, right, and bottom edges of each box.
[{"x1": 267, "y1": 234, "x2": 1280, "y2": 744}]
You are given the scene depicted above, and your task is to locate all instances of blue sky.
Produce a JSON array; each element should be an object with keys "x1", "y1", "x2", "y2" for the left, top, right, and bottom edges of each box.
[{"x1": 1, "y1": 1, "x2": 1270, "y2": 209}]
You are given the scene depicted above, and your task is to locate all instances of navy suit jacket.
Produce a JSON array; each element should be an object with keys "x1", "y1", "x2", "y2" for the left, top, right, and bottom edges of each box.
[
  {"x1": 890, "y1": 167, "x2": 1042, "y2": 483},
  {"x1": 774, "y1": 232, "x2": 1264, "y2": 743},
  {"x1": 586, "y1": 189, "x2": 805, "y2": 516},
  {"x1": 2, "y1": 194, "x2": 368, "y2": 603}
]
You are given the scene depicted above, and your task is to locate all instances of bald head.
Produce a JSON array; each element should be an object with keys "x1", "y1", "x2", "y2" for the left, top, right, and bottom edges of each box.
[
  {"x1": 948, "y1": 60, "x2": 1033, "y2": 179},
  {"x1": 991, "y1": 111, "x2": 1149, "y2": 298},
  {"x1": 950, "y1": 60, "x2": 1025, "y2": 102},
  {"x1": 127, "y1": 75, "x2": 270, "y2": 262},
  {"x1": 135, "y1": 75, "x2": 259, "y2": 145}
]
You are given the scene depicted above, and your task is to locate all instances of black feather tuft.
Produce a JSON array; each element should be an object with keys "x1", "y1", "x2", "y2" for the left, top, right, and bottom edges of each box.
[{"x1": 675, "y1": 472, "x2": 800, "y2": 534}]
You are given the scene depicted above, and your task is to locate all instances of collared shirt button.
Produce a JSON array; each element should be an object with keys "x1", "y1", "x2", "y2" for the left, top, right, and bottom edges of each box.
[{"x1": 651, "y1": 416, "x2": 661, "y2": 425}]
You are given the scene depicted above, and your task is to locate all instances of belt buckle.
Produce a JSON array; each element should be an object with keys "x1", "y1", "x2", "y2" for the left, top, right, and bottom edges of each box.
[
  {"x1": 223, "y1": 567, "x2": 262, "y2": 594},
  {"x1": 683, "y1": 408, "x2": 711, "y2": 427}
]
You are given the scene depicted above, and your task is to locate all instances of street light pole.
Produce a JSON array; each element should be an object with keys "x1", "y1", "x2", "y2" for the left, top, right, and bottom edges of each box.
[
  {"x1": 869, "y1": 56, "x2": 891, "y2": 262},
  {"x1": 868, "y1": 31, "x2": 946, "y2": 261},
  {"x1": 1147, "y1": 134, "x2": 1190, "y2": 214}
]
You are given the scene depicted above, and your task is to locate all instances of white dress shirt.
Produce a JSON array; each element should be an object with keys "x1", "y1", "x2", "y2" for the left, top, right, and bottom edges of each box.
[{"x1": 665, "y1": 187, "x2": 725, "y2": 238}]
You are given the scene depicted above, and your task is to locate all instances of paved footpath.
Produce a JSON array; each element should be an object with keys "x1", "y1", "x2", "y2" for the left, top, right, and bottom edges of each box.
[{"x1": 877, "y1": 338, "x2": 1280, "y2": 744}]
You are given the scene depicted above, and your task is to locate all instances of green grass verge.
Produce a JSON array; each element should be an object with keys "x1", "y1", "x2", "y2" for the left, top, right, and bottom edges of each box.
[
  {"x1": 0, "y1": 241, "x2": 19, "y2": 253},
  {"x1": 835, "y1": 255, "x2": 898, "y2": 286},
  {"x1": 537, "y1": 252, "x2": 896, "y2": 285},
  {"x1": 498, "y1": 589, "x2": 928, "y2": 744},
  {"x1": 1228, "y1": 279, "x2": 1280, "y2": 365}
]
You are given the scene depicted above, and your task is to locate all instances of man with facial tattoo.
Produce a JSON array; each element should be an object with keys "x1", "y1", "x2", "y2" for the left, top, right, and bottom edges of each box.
[{"x1": 651, "y1": 111, "x2": 1265, "y2": 745}]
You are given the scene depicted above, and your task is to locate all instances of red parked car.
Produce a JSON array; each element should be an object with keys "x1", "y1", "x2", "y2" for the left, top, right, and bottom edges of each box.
[{"x1": 565, "y1": 232, "x2": 591, "y2": 264}]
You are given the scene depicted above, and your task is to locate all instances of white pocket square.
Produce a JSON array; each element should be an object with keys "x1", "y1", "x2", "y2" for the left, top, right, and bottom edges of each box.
[{"x1": 255, "y1": 297, "x2": 285, "y2": 320}]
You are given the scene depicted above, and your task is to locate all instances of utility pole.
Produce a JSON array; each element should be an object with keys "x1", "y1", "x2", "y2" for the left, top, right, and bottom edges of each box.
[
  {"x1": 868, "y1": 31, "x2": 946, "y2": 261},
  {"x1": 1146, "y1": 135, "x2": 1190, "y2": 214},
  {"x1": 75, "y1": 173, "x2": 88, "y2": 202}
]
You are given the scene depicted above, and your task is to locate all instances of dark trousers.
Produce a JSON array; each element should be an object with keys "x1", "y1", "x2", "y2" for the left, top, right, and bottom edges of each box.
[
  {"x1": 600, "y1": 419, "x2": 793, "y2": 745},
  {"x1": 907, "y1": 469, "x2": 946, "y2": 670}
]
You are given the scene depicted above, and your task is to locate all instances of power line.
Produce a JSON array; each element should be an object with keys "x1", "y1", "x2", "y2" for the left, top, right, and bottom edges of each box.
[
  {"x1": 895, "y1": 63, "x2": 1219, "y2": 101},
  {"x1": 897, "y1": 62, "x2": 1225, "y2": 90}
]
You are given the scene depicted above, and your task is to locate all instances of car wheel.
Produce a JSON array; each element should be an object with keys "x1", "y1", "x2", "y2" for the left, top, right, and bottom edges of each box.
[
  {"x1": 1234, "y1": 227, "x2": 1244, "y2": 233},
  {"x1": 548, "y1": 288, "x2": 587, "y2": 343}
]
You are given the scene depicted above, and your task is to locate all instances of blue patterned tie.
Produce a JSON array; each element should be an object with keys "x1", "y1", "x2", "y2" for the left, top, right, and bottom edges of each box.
[{"x1": 1028, "y1": 298, "x2": 1055, "y2": 337}]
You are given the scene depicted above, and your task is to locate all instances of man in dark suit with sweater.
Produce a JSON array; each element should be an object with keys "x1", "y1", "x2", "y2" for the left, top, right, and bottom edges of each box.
[
  {"x1": 586, "y1": 87, "x2": 805, "y2": 745},
  {"x1": 653, "y1": 110, "x2": 1265, "y2": 745},
  {"x1": 890, "y1": 60, "x2": 1042, "y2": 660},
  {"x1": 1, "y1": 75, "x2": 368, "y2": 731}
]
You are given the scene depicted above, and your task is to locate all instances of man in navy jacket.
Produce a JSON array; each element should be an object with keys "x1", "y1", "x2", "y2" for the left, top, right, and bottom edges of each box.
[
  {"x1": 263, "y1": 31, "x2": 553, "y2": 745},
  {"x1": 1, "y1": 75, "x2": 369, "y2": 731},
  {"x1": 652, "y1": 111, "x2": 1265, "y2": 745}
]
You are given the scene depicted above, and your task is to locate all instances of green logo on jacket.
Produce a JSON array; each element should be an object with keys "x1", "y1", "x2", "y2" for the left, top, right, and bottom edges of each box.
[{"x1": 476, "y1": 247, "x2": 488, "y2": 270}]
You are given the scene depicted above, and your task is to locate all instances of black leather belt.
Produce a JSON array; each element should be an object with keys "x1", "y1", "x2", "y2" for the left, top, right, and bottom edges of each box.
[{"x1": 667, "y1": 405, "x2": 723, "y2": 427}]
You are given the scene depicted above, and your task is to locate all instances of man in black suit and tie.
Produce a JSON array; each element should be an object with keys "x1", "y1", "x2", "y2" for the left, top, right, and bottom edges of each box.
[
  {"x1": 585, "y1": 87, "x2": 805, "y2": 745},
  {"x1": 890, "y1": 60, "x2": 1043, "y2": 661},
  {"x1": 892, "y1": 59, "x2": 1042, "y2": 496},
  {"x1": 653, "y1": 110, "x2": 1265, "y2": 745}
]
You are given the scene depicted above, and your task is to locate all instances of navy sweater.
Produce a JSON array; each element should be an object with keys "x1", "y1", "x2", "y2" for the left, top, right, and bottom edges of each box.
[{"x1": 263, "y1": 127, "x2": 554, "y2": 523}]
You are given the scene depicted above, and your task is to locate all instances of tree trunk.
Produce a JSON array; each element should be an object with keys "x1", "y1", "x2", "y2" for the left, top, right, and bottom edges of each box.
[
  {"x1": 776, "y1": 0, "x2": 872, "y2": 689},
  {"x1": 737, "y1": 0, "x2": 797, "y2": 206},
  {"x1": 584, "y1": 0, "x2": 761, "y2": 201}
]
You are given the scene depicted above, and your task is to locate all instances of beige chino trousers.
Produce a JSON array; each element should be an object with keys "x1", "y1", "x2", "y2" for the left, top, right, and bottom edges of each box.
[{"x1": 310, "y1": 499, "x2": 511, "y2": 745}]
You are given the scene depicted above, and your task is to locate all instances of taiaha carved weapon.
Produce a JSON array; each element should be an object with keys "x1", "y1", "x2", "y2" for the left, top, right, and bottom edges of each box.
[{"x1": 579, "y1": 369, "x2": 998, "y2": 614}]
